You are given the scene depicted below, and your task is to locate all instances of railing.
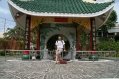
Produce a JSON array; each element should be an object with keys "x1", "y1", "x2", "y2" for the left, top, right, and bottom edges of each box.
[
  {"x1": 4, "y1": 49, "x2": 45, "y2": 61},
  {"x1": 76, "y1": 51, "x2": 117, "y2": 61},
  {"x1": 0, "y1": 49, "x2": 118, "y2": 62},
  {"x1": 3, "y1": 49, "x2": 66, "y2": 61}
]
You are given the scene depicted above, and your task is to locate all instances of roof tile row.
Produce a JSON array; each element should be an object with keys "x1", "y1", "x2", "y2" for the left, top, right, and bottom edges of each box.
[{"x1": 11, "y1": 0, "x2": 114, "y2": 14}]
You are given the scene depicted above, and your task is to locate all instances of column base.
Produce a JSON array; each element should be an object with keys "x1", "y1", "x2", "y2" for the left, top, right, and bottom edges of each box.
[
  {"x1": 21, "y1": 54, "x2": 32, "y2": 60},
  {"x1": 89, "y1": 54, "x2": 99, "y2": 61}
]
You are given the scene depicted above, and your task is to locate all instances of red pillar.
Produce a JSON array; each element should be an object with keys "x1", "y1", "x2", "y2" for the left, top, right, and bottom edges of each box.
[
  {"x1": 37, "y1": 38, "x2": 40, "y2": 50},
  {"x1": 90, "y1": 18, "x2": 93, "y2": 51},
  {"x1": 89, "y1": 18, "x2": 99, "y2": 60},
  {"x1": 24, "y1": 15, "x2": 31, "y2": 51},
  {"x1": 36, "y1": 37, "x2": 40, "y2": 54},
  {"x1": 36, "y1": 26, "x2": 40, "y2": 54},
  {"x1": 22, "y1": 15, "x2": 32, "y2": 59},
  {"x1": 90, "y1": 18, "x2": 97, "y2": 54},
  {"x1": 28, "y1": 16, "x2": 31, "y2": 50},
  {"x1": 76, "y1": 26, "x2": 80, "y2": 52},
  {"x1": 36, "y1": 36, "x2": 40, "y2": 54}
]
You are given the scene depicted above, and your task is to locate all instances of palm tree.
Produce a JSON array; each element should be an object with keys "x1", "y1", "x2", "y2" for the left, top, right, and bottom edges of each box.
[
  {"x1": 3, "y1": 26, "x2": 25, "y2": 49},
  {"x1": 4, "y1": 26, "x2": 24, "y2": 40}
]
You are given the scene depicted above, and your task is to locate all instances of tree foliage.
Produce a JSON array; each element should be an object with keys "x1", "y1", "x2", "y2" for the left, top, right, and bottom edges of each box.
[
  {"x1": 108, "y1": 10, "x2": 117, "y2": 22},
  {"x1": 79, "y1": 32, "x2": 89, "y2": 45},
  {"x1": 103, "y1": 10, "x2": 117, "y2": 29},
  {"x1": 0, "y1": 38, "x2": 8, "y2": 49},
  {"x1": 96, "y1": 40, "x2": 119, "y2": 52},
  {"x1": 3, "y1": 26, "x2": 24, "y2": 40},
  {"x1": 0, "y1": 26, "x2": 25, "y2": 49},
  {"x1": 99, "y1": 10, "x2": 117, "y2": 30}
]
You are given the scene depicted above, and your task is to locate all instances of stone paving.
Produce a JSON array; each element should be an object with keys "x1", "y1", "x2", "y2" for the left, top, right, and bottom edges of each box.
[{"x1": 0, "y1": 58, "x2": 119, "y2": 79}]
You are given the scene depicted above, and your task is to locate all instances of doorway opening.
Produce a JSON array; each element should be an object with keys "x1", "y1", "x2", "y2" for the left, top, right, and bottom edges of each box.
[{"x1": 47, "y1": 34, "x2": 70, "y2": 57}]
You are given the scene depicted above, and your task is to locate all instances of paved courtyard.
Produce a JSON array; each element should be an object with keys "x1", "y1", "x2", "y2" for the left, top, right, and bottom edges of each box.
[{"x1": 0, "y1": 58, "x2": 119, "y2": 79}]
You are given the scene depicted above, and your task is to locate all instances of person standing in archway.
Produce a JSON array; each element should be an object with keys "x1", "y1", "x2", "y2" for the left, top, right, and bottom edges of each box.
[{"x1": 55, "y1": 35, "x2": 66, "y2": 64}]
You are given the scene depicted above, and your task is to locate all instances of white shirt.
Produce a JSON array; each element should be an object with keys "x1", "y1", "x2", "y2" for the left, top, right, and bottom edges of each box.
[{"x1": 55, "y1": 40, "x2": 65, "y2": 49}]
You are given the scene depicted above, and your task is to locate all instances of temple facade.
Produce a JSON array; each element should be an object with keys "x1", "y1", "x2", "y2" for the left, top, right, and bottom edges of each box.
[{"x1": 7, "y1": 0, "x2": 114, "y2": 59}]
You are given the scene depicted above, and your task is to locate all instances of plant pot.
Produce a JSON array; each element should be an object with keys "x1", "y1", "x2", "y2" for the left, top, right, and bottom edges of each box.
[
  {"x1": 21, "y1": 54, "x2": 32, "y2": 60},
  {"x1": 89, "y1": 54, "x2": 99, "y2": 61}
]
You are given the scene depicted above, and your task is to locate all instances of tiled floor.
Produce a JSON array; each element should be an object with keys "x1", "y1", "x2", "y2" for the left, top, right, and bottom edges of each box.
[{"x1": 0, "y1": 58, "x2": 119, "y2": 79}]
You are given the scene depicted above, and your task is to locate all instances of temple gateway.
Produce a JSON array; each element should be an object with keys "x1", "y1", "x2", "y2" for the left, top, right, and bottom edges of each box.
[{"x1": 7, "y1": 0, "x2": 114, "y2": 60}]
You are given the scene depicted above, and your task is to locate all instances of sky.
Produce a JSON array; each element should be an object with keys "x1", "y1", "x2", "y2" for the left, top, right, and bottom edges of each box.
[
  {"x1": 0, "y1": 0, "x2": 119, "y2": 34},
  {"x1": 0, "y1": 0, "x2": 15, "y2": 34}
]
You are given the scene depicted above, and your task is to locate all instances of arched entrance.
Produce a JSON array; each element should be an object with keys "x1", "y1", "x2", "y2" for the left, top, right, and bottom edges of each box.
[{"x1": 47, "y1": 34, "x2": 70, "y2": 58}]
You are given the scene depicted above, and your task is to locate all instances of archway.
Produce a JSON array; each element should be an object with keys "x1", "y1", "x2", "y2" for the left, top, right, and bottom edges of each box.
[{"x1": 47, "y1": 34, "x2": 70, "y2": 57}]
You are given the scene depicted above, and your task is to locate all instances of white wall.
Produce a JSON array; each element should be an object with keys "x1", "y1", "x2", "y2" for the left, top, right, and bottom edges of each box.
[{"x1": 108, "y1": 27, "x2": 119, "y2": 33}]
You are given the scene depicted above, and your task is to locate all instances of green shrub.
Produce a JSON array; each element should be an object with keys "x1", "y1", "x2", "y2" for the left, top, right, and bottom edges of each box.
[
  {"x1": 96, "y1": 41, "x2": 119, "y2": 51},
  {"x1": 0, "y1": 50, "x2": 5, "y2": 56},
  {"x1": 116, "y1": 53, "x2": 119, "y2": 57}
]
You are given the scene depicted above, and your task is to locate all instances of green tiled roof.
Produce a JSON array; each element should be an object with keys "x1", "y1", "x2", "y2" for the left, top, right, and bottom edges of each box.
[{"x1": 11, "y1": 0, "x2": 114, "y2": 14}]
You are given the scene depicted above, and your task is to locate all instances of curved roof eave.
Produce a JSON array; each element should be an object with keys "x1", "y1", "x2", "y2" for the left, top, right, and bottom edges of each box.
[{"x1": 8, "y1": 0, "x2": 114, "y2": 18}]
